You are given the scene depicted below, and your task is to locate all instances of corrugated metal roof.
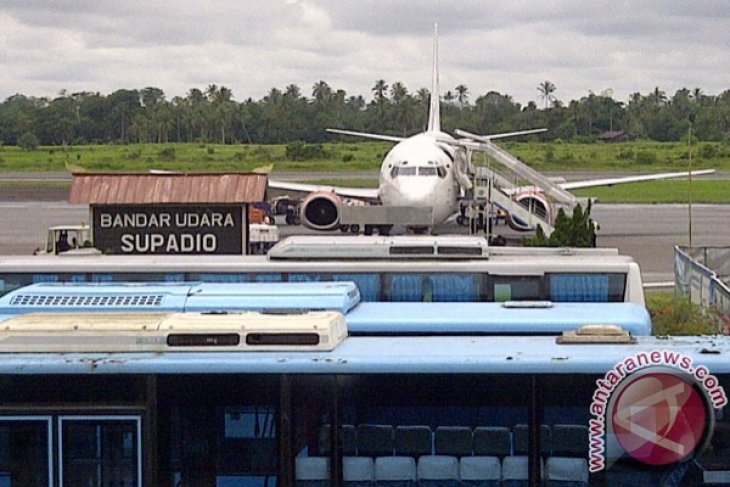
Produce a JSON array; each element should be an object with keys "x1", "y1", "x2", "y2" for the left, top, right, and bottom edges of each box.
[{"x1": 69, "y1": 173, "x2": 268, "y2": 204}]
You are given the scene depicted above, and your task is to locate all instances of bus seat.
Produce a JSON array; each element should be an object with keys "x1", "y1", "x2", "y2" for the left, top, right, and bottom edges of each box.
[
  {"x1": 296, "y1": 456, "x2": 330, "y2": 487},
  {"x1": 375, "y1": 456, "x2": 416, "y2": 487},
  {"x1": 319, "y1": 424, "x2": 357, "y2": 456},
  {"x1": 460, "y1": 456, "x2": 500, "y2": 487},
  {"x1": 513, "y1": 424, "x2": 551, "y2": 457},
  {"x1": 434, "y1": 426, "x2": 472, "y2": 456},
  {"x1": 395, "y1": 425, "x2": 432, "y2": 457},
  {"x1": 359, "y1": 424, "x2": 394, "y2": 457},
  {"x1": 344, "y1": 456, "x2": 374, "y2": 487},
  {"x1": 473, "y1": 427, "x2": 510, "y2": 458},
  {"x1": 551, "y1": 424, "x2": 588, "y2": 457},
  {"x1": 417, "y1": 455, "x2": 459, "y2": 487},
  {"x1": 545, "y1": 457, "x2": 589, "y2": 487},
  {"x1": 501, "y1": 457, "x2": 543, "y2": 487}
]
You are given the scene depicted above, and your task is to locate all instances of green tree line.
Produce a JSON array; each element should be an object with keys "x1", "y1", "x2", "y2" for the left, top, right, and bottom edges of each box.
[{"x1": 1, "y1": 81, "x2": 729, "y2": 147}]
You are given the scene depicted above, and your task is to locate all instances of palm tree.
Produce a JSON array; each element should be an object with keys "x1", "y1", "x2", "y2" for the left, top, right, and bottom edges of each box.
[
  {"x1": 455, "y1": 84, "x2": 469, "y2": 107},
  {"x1": 390, "y1": 82, "x2": 408, "y2": 105},
  {"x1": 284, "y1": 84, "x2": 302, "y2": 101},
  {"x1": 650, "y1": 87, "x2": 667, "y2": 107},
  {"x1": 212, "y1": 85, "x2": 234, "y2": 144},
  {"x1": 372, "y1": 79, "x2": 389, "y2": 119},
  {"x1": 537, "y1": 81, "x2": 556, "y2": 109},
  {"x1": 372, "y1": 79, "x2": 389, "y2": 104},
  {"x1": 312, "y1": 80, "x2": 333, "y2": 107}
]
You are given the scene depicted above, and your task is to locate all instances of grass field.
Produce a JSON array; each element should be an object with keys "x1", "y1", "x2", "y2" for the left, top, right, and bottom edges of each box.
[{"x1": 0, "y1": 140, "x2": 728, "y2": 203}]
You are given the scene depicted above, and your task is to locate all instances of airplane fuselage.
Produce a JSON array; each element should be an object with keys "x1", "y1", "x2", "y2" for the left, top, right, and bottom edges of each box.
[{"x1": 377, "y1": 132, "x2": 460, "y2": 227}]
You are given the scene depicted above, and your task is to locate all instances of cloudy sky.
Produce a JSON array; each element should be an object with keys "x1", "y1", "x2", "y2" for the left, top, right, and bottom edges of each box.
[{"x1": 1, "y1": 0, "x2": 729, "y2": 106}]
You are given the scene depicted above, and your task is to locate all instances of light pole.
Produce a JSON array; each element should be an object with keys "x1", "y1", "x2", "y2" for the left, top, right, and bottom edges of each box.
[{"x1": 688, "y1": 112, "x2": 695, "y2": 250}]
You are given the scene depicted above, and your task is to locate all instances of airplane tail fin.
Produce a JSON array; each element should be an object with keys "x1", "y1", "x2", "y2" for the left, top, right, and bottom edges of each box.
[{"x1": 427, "y1": 23, "x2": 441, "y2": 133}]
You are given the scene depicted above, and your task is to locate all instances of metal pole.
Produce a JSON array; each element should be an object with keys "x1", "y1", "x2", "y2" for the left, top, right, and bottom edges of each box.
[{"x1": 688, "y1": 113, "x2": 695, "y2": 250}]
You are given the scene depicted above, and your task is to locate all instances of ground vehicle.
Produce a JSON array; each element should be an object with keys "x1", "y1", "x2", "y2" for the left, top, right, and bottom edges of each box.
[
  {"x1": 1, "y1": 236, "x2": 645, "y2": 305},
  {"x1": 0, "y1": 281, "x2": 725, "y2": 485},
  {"x1": 35, "y1": 224, "x2": 99, "y2": 255}
]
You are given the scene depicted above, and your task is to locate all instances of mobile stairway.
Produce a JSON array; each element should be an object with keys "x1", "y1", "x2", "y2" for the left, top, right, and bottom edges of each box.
[{"x1": 454, "y1": 130, "x2": 579, "y2": 235}]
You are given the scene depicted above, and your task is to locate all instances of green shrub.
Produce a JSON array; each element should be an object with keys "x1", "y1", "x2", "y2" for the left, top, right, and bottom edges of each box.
[
  {"x1": 544, "y1": 147, "x2": 555, "y2": 163},
  {"x1": 699, "y1": 144, "x2": 719, "y2": 159},
  {"x1": 342, "y1": 154, "x2": 354, "y2": 162},
  {"x1": 207, "y1": 146, "x2": 215, "y2": 155},
  {"x1": 646, "y1": 293, "x2": 719, "y2": 335},
  {"x1": 286, "y1": 141, "x2": 327, "y2": 161},
  {"x1": 616, "y1": 148, "x2": 634, "y2": 160},
  {"x1": 18, "y1": 132, "x2": 40, "y2": 151},
  {"x1": 523, "y1": 202, "x2": 597, "y2": 248},
  {"x1": 158, "y1": 147, "x2": 176, "y2": 160},
  {"x1": 635, "y1": 150, "x2": 658, "y2": 165}
]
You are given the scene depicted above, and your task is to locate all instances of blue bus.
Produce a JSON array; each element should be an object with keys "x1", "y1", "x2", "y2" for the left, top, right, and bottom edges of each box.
[{"x1": 0, "y1": 281, "x2": 725, "y2": 486}]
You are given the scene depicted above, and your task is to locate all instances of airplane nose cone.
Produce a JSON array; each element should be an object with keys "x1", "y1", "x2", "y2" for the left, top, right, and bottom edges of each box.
[{"x1": 394, "y1": 180, "x2": 438, "y2": 205}]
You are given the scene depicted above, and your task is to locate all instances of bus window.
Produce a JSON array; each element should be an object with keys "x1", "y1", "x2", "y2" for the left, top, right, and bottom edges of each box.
[
  {"x1": 32, "y1": 274, "x2": 59, "y2": 283},
  {"x1": 0, "y1": 417, "x2": 51, "y2": 485},
  {"x1": 491, "y1": 276, "x2": 543, "y2": 302},
  {"x1": 162, "y1": 375, "x2": 280, "y2": 486},
  {"x1": 254, "y1": 273, "x2": 283, "y2": 283},
  {"x1": 332, "y1": 374, "x2": 530, "y2": 483},
  {"x1": 60, "y1": 417, "x2": 140, "y2": 487},
  {"x1": 430, "y1": 274, "x2": 480, "y2": 301},
  {"x1": 92, "y1": 274, "x2": 114, "y2": 282},
  {"x1": 387, "y1": 274, "x2": 427, "y2": 301},
  {"x1": 548, "y1": 273, "x2": 626, "y2": 302},
  {"x1": 333, "y1": 273, "x2": 381, "y2": 301},
  {"x1": 288, "y1": 273, "x2": 324, "y2": 283},
  {"x1": 192, "y1": 273, "x2": 250, "y2": 283}
]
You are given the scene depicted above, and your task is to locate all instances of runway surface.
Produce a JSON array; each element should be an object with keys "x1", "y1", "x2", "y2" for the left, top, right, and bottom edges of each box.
[{"x1": 0, "y1": 200, "x2": 728, "y2": 284}]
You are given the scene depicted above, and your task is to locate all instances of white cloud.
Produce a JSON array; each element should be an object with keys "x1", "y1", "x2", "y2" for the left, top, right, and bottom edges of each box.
[{"x1": 0, "y1": 1, "x2": 728, "y2": 105}]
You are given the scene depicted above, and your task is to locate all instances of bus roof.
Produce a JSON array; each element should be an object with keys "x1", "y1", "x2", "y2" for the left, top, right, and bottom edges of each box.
[
  {"x1": 0, "y1": 334, "x2": 724, "y2": 375},
  {"x1": 0, "y1": 282, "x2": 651, "y2": 336}
]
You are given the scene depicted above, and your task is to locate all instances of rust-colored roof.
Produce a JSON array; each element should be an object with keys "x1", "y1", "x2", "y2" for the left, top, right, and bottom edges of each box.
[{"x1": 69, "y1": 173, "x2": 268, "y2": 204}]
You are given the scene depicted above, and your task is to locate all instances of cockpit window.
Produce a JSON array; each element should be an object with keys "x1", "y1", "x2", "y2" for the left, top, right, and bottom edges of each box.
[
  {"x1": 418, "y1": 167, "x2": 437, "y2": 176},
  {"x1": 398, "y1": 167, "x2": 417, "y2": 176},
  {"x1": 437, "y1": 166, "x2": 447, "y2": 178},
  {"x1": 390, "y1": 166, "x2": 398, "y2": 178}
]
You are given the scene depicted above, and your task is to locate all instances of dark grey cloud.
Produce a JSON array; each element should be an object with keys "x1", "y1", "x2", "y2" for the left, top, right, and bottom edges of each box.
[{"x1": 0, "y1": 1, "x2": 728, "y2": 105}]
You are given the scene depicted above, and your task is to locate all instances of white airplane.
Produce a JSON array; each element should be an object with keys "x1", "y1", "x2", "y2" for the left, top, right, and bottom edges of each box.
[{"x1": 269, "y1": 25, "x2": 714, "y2": 233}]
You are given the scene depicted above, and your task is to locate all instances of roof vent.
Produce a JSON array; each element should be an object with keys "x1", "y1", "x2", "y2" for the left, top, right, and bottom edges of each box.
[
  {"x1": 556, "y1": 324, "x2": 636, "y2": 344},
  {"x1": 9, "y1": 293, "x2": 164, "y2": 308}
]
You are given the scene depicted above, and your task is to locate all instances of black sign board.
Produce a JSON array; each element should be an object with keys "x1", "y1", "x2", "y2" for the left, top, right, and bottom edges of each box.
[{"x1": 93, "y1": 205, "x2": 243, "y2": 254}]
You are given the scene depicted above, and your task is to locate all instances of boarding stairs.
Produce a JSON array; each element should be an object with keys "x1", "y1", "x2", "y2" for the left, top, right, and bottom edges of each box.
[{"x1": 456, "y1": 138, "x2": 579, "y2": 235}]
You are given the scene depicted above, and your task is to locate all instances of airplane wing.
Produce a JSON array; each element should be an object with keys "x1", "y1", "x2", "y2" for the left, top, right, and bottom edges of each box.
[
  {"x1": 268, "y1": 179, "x2": 380, "y2": 201},
  {"x1": 559, "y1": 169, "x2": 716, "y2": 191},
  {"x1": 326, "y1": 128, "x2": 404, "y2": 143}
]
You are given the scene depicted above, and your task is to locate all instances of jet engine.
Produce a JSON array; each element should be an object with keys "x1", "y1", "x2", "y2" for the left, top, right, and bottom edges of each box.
[
  {"x1": 299, "y1": 191, "x2": 342, "y2": 231},
  {"x1": 507, "y1": 190, "x2": 554, "y2": 232}
]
